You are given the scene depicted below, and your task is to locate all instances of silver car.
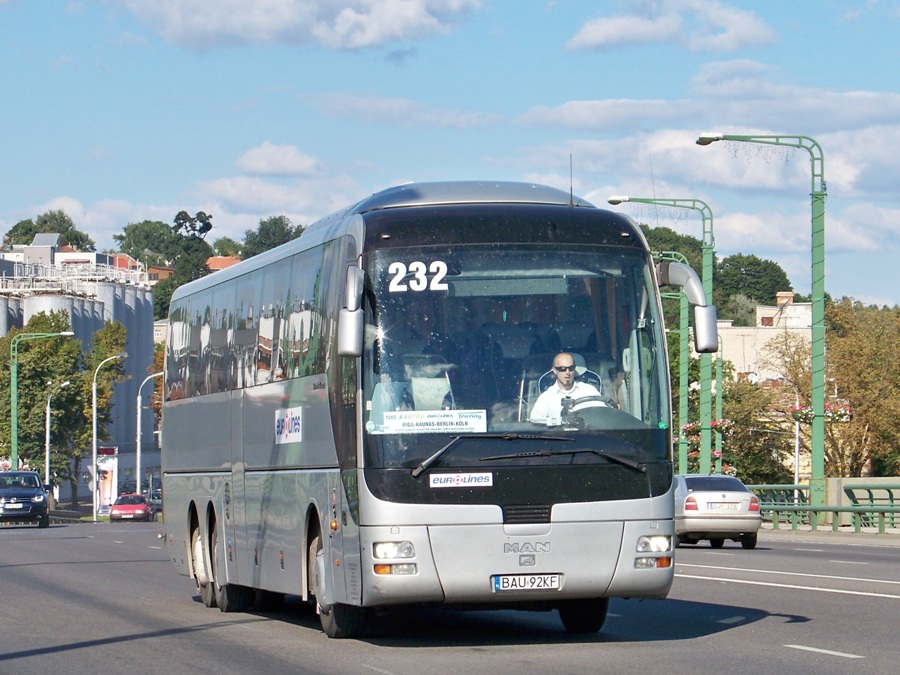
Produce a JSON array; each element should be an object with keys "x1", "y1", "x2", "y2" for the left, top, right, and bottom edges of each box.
[{"x1": 673, "y1": 474, "x2": 762, "y2": 549}]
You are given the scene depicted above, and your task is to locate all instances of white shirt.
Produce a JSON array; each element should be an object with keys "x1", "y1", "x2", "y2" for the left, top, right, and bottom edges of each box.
[{"x1": 529, "y1": 380, "x2": 605, "y2": 425}]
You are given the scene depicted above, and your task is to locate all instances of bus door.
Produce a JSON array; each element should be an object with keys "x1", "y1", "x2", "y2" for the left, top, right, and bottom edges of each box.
[{"x1": 329, "y1": 240, "x2": 363, "y2": 606}]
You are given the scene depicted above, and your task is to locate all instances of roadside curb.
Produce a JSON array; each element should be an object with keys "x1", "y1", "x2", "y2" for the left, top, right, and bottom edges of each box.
[{"x1": 759, "y1": 523, "x2": 900, "y2": 547}]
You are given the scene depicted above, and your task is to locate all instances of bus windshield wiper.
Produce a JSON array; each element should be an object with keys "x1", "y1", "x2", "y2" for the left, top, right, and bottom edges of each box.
[
  {"x1": 480, "y1": 448, "x2": 647, "y2": 473},
  {"x1": 410, "y1": 433, "x2": 570, "y2": 478}
]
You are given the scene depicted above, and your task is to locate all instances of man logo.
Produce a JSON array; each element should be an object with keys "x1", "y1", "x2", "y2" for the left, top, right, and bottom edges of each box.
[{"x1": 504, "y1": 542, "x2": 550, "y2": 554}]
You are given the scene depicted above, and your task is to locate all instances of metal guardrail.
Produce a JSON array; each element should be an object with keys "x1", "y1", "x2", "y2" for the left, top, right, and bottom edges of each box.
[
  {"x1": 764, "y1": 505, "x2": 900, "y2": 535},
  {"x1": 749, "y1": 483, "x2": 900, "y2": 534}
]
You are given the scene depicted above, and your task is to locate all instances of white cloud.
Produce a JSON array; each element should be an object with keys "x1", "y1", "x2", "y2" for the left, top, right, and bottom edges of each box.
[
  {"x1": 117, "y1": 0, "x2": 480, "y2": 50},
  {"x1": 235, "y1": 142, "x2": 321, "y2": 176},
  {"x1": 306, "y1": 92, "x2": 499, "y2": 127},
  {"x1": 567, "y1": 0, "x2": 776, "y2": 53},
  {"x1": 567, "y1": 13, "x2": 682, "y2": 50}
]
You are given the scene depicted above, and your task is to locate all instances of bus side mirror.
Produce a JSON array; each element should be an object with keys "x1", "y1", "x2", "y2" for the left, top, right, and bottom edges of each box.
[
  {"x1": 338, "y1": 266, "x2": 365, "y2": 357},
  {"x1": 693, "y1": 305, "x2": 718, "y2": 353}
]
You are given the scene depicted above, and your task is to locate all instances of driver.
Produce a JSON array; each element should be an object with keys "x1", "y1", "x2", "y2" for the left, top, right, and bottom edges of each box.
[{"x1": 529, "y1": 352, "x2": 607, "y2": 425}]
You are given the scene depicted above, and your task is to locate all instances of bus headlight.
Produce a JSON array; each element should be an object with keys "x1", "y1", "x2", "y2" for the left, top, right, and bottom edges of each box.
[
  {"x1": 373, "y1": 541, "x2": 415, "y2": 559},
  {"x1": 636, "y1": 535, "x2": 671, "y2": 553}
]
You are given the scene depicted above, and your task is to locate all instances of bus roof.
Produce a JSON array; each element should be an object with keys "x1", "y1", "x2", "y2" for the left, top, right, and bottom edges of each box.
[{"x1": 347, "y1": 181, "x2": 594, "y2": 214}]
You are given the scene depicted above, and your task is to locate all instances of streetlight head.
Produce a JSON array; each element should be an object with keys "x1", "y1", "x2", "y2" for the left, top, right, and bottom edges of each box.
[
  {"x1": 61, "y1": 331, "x2": 75, "y2": 336},
  {"x1": 696, "y1": 133, "x2": 723, "y2": 146},
  {"x1": 118, "y1": 352, "x2": 128, "y2": 360},
  {"x1": 62, "y1": 381, "x2": 71, "y2": 388},
  {"x1": 607, "y1": 196, "x2": 630, "y2": 205}
]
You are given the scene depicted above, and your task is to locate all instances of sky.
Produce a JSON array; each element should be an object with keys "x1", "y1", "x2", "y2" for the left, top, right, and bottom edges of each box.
[{"x1": 3, "y1": 0, "x2": 900, "y2": 305}]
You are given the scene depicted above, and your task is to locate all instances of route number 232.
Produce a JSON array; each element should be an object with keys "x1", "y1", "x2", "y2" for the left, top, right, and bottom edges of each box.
[{"x1": 387, "y1": 261, "x2": 449, "y2": 292}]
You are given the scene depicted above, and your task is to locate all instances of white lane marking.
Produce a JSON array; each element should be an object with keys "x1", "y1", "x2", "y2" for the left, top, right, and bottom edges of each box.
[
  {"x1": 794, "y1": 548, "x2": 825, "y2": 552},
  {"x1": 677, "y1": 563, "x2": 897, "y2": 585},
  {"x1": 676, "y1": 574, "x2": 900, "y2": 599},
  {"x1": 828, "y1": 560, "x2": 869, "y2": 565},
  {"x1": 785, "y1": 644, "x2": 865, "y2": 659}
]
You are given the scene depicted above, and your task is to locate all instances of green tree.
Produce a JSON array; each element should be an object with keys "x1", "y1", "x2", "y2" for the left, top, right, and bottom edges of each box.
[
  {"x1": 213, "y1": 236, "x2": 242, "y2": 257},
  {"x1": 721, "y1": 378, "x2": 793, "y2": 484},
  {"x1": 639, "y1": 224, "x2": 703, "y2": 273},
  {"x1": 174, "y1": 210, "x2": 213, "y2": 239},
  {"x1": 241, "y1": 215, "x2": 302, "y2": 260},
  {"x1": 0, "y1": 312, "x2": 126, "y2": 506},
  {"x1": 3, "y1": 210, "x2": 96, "y2": 251},
  {"x1": 113, "y1": 220, "x2": 181, "y2": 266},
  {"x1": 825, "y1": 299, "x2": 900, "y2": 476},
  {"x1": 715, "y1": 253, "x2": 792, "y2": 307}
]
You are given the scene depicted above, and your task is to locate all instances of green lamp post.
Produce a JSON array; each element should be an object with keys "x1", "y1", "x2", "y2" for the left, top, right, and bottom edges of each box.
[
  {"x1": 609, "y1": 196, "x2": 716, "y2": 473},
  {"x1": 697, "y1": 133, "x2": 826, "y2": 506}
]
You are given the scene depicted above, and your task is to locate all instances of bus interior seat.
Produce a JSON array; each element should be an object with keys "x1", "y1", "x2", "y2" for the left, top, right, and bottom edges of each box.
[{"x1": 403, "y1": 354, "x2": 455, "y2": 410}]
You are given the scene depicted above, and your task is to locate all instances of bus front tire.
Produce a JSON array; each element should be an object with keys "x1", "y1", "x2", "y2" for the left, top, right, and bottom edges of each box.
[
  {"x1": 319, "y1": 602, "x2": 367, "y2": 639},
  {"x1": 309, "y1": 533, "x2": 366, "y2": 638},
  {"x1": 558, "y1": 598, "x2": 609, "y2": 634}
]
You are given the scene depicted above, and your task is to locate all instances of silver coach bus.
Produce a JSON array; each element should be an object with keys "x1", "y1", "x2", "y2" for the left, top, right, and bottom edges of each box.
[{"x1": 161, "y1": 181, "x2": 717, "y2": 638}]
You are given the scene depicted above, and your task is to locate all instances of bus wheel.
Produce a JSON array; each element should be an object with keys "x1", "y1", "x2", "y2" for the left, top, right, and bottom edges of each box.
[
  {"x1": 558, "y1": 598, "x2": 609, "y2": 634},
  {"x1": 309, "y1": 533, "x2": 366, "y2": 639},
  {"x1": 192, "y1": 526, "x2": 216, "y2": 608},
  {"x1": 211, "y1": 527, "x2": 251, "y2": 612}
]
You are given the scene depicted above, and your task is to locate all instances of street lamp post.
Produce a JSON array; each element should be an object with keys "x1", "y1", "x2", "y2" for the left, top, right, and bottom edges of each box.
[
  {"x1": 44, "y1": 380, "x2": 71, "y2": 487},
  {"x1": 136, "y1": 372, "x2": 163, "y2": 496},
  {"x1": 9, "y1": 331, "x2": 75, "y2": 470},
  {"x1": 697, "y1": 133, "x2": 826, "y2": 506},
  {"x1": 609, "y1": 196, "x2": 716, "y2": 473},
  {"x1": 93, "y1": 352, "x2": 127, "y2": 522}
]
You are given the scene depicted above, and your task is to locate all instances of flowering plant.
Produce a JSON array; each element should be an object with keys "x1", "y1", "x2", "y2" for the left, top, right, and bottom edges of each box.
[
  {"x1": 680, "y1": 419, "x2": 734, "y2": 445},
  {"x1": 790, "y1": 402, "x2": 851, "y2": 424}
]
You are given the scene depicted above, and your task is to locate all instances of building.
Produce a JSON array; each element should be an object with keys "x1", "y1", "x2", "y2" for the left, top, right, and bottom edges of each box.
[
  {"x1": 717, "y1": 291, "x2": 811, "y2": 384},
  {"x1": 1, "y1": 235, "x2": 157, "y2": 503}
]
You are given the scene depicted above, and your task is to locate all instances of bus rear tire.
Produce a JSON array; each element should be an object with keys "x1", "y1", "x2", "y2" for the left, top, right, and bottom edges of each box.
[
  {"x1": 192, "y1": 526, "x2": 217, "y2": 608},
  {"x1": 211, "y1": 527, "x2": 251, "y2": 612},
  {"x1": 558, "y1": 598, "x2": 609, "y2": 633}
]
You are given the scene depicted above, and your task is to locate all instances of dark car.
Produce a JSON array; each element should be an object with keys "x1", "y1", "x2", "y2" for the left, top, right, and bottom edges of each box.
[
  {"x1": 673, "y1": 474, "x2": 762, "y2": 549},
  {"x1": 0, "y1": 471, "x2": 50, "y2": 528},
  {"x1": 109, "y1": 493, "x2": 155, "y2": 522}
]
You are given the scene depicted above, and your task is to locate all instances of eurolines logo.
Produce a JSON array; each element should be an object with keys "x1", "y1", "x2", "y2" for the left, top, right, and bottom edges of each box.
[
  {"x1": 429, "y1": 472, "x2": 493, "y2": 488},
  {"x1": 275, "y1": 406, "x2": 303, "y2": 445}
]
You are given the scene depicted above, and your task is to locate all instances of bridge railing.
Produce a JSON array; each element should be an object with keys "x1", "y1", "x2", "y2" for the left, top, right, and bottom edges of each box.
[{"x1": 748, "y1": 483, "x2": 900, "y2": 534}]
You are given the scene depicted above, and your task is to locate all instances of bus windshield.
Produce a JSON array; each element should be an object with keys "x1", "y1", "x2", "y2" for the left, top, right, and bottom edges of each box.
[{"x1": 361, "y1": 244, "x2": 670, "y2": 472}]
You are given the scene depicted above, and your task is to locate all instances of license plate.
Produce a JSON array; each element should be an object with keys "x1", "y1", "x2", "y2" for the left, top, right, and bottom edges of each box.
[
  {"x1": 708, "y1": 502, "x2": 739, "y2": 510},
  {"x1": 4, "y1": 503, "x2": 23, "y2": 510},
  {"x1": 121, "y1": 514, "x2": 133, "y2": 518},
  {"x1": 492, "y1": 574, "x2": 560, "y2": 592}
]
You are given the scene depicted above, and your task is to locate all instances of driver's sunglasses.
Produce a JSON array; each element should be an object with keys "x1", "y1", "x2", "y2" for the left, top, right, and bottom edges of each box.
[{"x1": 554, "y1": 365, "x2": 577, "y2": 372}]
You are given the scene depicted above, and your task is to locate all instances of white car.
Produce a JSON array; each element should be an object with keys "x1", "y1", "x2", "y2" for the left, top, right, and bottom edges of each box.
[{"x1": 674, "y1": 474, "x2": 762, "y2": 549}]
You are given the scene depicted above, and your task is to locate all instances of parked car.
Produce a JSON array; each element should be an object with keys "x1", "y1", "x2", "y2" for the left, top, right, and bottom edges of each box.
[
  {"x1": 673, "y1": 474, "x2": 762, "y2": 549},
  {"x1": 109, "y1": 493, "x2": 155, "y2": 522},
  {"x1": 147, "y1": 488, "x2": 162, "y2": 512},
  {"x1": 0, "y1": 470, "x2": 50, "y2": 528}
]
